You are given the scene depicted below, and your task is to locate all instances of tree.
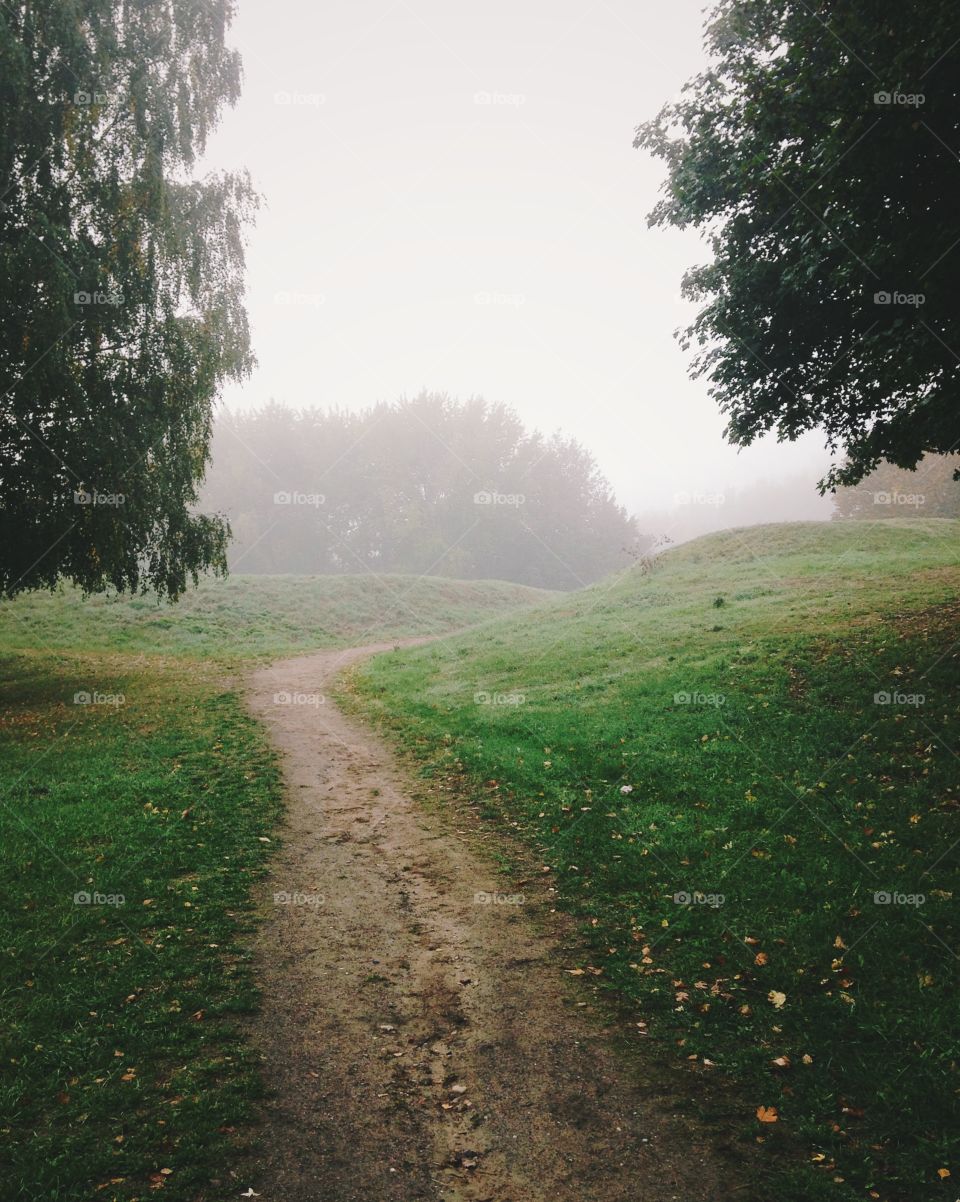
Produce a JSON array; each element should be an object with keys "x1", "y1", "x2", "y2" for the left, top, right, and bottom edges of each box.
[
  {"x1": 635, "y1": 1, "x2": 960, "y2": 492},
  {"x1": 0, "y1": 1, "x2": 255, "y2": 598},
  {"x1": 833, "y1": 452, "x2": 960, "y2": 519},
  {"x1": 199, "y1": 394, "x2": 645, "y2": 588}
]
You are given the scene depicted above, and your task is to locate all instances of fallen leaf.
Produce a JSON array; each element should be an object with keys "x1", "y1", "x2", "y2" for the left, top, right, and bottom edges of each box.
[
  {"x1": 937, "y1": 1168, "x2": 950, "y2": 1179},
  {"x1": 754, "y1": 951, "x2": 769, "y2": 966},
  {"x1": 756, "y1": 1105, "x2": 779, "y2": 1123},
  {"x1": 768, "y1": 990, "x2": 787, "y2": 1009}
]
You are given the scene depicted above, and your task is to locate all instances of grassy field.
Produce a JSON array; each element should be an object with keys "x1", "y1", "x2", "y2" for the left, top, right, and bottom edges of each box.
[
  {"x1": 348, "y1": 520, "x2": 960, "y2": 1202},
  {"x1": 0, "y1": 574, "x2": 547, "y2": 1201},
  {"x1": 0, "y1": 573, "x2": 550, "y2": 662}
]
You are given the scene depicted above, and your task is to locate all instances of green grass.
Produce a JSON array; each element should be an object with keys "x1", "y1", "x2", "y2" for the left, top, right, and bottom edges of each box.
[
  {"x1": 0, "y1": 574, "x2": 549, "y2": 1201},
  {"x1": 347, "y1": 520, "x2": 960, "y2": 1202},
  {"x1": 0, "y1": 574, "x2": 550, "y2": 662}
]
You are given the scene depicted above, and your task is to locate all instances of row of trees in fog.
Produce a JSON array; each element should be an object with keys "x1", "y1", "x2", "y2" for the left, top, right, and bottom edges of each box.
[
  {"x1": 200, "y1": 394, "x2": 645, "y2": 589},
  {"x1": 833, "y1": 454, "x2": 960, "y2": 520}
]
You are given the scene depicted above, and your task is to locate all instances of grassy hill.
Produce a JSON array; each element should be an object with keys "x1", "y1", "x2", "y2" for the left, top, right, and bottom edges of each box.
[
  {"x1": 0, "y1": 573, "x2": 550, "y2": 661},
  {"x1": 349, "y1": 520, "x2": 960, "y2": 1202},
  {"x1": 0, "y1": 572, "x2": 549, "y2": 1202}
]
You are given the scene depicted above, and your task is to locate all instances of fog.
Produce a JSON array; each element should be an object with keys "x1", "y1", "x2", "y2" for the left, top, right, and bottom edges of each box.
[{"x1": 201, "y1": 0, "x2": 834, "y2": 532}]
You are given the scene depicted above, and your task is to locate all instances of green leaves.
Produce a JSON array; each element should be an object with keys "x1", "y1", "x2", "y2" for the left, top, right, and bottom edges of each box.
[
  {"x1": 0, "y1": 1, "x2": 256, "y2": 598},
  {"x1": 635, "y1": 0, "x2": 960, "y2": 492}
]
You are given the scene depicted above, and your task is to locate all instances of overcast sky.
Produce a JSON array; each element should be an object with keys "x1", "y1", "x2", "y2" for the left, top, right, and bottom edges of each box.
[{"x1": 203, "y1": 0, "x2": 834, "y2": 516}]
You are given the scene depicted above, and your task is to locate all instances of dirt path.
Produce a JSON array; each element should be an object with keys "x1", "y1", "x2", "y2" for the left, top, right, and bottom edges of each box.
[{"x1": 244, "y1": 643, "x2": 747, "y2": 1202}]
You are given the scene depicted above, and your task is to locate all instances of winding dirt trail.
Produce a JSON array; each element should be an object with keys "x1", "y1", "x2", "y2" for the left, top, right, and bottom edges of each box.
[{"x1": 244, "y1": 642, "x2": 746, "y2": 1202}]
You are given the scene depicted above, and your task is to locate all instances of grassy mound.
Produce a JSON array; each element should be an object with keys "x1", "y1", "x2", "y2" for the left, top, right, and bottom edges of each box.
[
  {"x1": 0, "y1": 572, "x2": 549, "y2": 1200},
  {"x1": 0, "y1": 574, "x2": 551, "y2": 661},
  {"x1": 349, "y1": 520, "x2": 960, "y2": 1202}
]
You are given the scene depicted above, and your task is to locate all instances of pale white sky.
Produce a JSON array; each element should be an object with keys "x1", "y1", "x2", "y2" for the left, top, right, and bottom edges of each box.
[{"x1": 203, "y1": 0, "x2": 833, "y2": 515}]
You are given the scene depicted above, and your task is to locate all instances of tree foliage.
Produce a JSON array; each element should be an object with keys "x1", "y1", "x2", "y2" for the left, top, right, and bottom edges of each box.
[
  {"x1": 636, "y1": 1, "x2": 960, "y2": 491},
  {"x1": 200, "y1": 394, "x2": 644, "y2": 589},
  {"x1": 833, "y1": 452, "x2": 960, "y2": 519},
  {"x1": 0, "y1": 0, "x2": 256, "y2": 598}
]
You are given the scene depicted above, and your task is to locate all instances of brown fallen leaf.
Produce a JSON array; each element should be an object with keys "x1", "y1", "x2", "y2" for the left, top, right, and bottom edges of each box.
[
  {"x1": 756, "y1": 1105, "x2": 779, "y2": 1124},
  {"x1": 754, "y1": 951, "x2": 769, "y2": 966}
]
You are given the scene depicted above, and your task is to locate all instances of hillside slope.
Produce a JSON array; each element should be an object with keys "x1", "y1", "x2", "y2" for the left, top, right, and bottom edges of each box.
[
  {"x1": 350, "y1": 520, "x2": 960, "y2": 1202},
  {"x1": 0, "y1": 573, "x2": 551, "y2": 660}
]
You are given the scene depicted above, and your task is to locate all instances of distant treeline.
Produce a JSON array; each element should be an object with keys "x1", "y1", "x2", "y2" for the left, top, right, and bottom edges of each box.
[
  {"x1": 832, "y1": 454, "x2": 960, "y2": 520},
  {"x1": 200, "y1": 394, "x2": 646, "y2": 588}
]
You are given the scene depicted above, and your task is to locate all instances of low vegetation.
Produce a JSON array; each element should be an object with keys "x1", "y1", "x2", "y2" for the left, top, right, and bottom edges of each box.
[
  {"x1": 349, "y1": 520, "x2": 960, "y2": 1202},
  {"x1": 0, "y1": 574, "x2": 547, "y2": 1201}
]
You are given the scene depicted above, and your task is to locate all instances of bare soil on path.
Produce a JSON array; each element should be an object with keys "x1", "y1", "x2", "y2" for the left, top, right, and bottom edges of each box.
[{"x1": 244, "y1": 642, "x2": 753, "y2": 1202}]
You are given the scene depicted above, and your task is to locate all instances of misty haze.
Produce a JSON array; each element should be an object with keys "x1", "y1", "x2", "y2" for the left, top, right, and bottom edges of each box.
[{"x1": 2, "y1": 4, "x2": 958, "y2": 1202}]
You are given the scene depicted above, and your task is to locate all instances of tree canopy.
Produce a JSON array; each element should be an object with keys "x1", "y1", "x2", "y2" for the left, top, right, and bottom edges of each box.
[
  {"x1": 636, "y1": 1, "x2": 960, "y2": 491},
  {"x1": 200, "y1": 394, "x2": 644, "y2": 589},
  {"x1": 833, "y1": 452, "x2": 960, "y2": 519},
  {"x1": 0, "y1": 0, "x2": 255, "y2": 598}
]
